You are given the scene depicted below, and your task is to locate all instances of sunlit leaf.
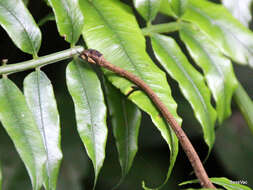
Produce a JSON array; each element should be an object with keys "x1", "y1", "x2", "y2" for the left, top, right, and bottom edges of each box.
[
  {"x1": 133, "y1": 0, "x2": 162, "y2": 22},
  {"x1": 222, "y1": 0, "x2": 253, "y2": 27},
  {"x1": 66, "y1": 58, "x2": 107, "y2": 187},
  {"x1": 179, "y1": 23, "x2": 238, "y2": 124},
  {"x1": 47, "y1": 0, "x2": 84, "y2": 44},
  {"x1": 80, "y1": 0, "x2": 181, "y2": 188},
  {"x1": 103, "y1": 79, "x2": 141, "y2": 183},
  {"x1": 182, "y1": 0, "x2": 253, "y2": 68},
  {"x1": 180, "y1": 177, "x2": 251, "y2": 190},
  {"x1": 24, "y1": 70, "x2": 63, "y2": 190},
  {"x1": 169, "y1": 0, "x2": 188, "y2": 16},
  {"x1": 159, "y1": 0, "x2": 176, "y2": 17},
  {"x1": 0, "y1": 0, "x2": 41, "y2": 55},
  {"x1": 0, "y1": 78, "x2": 46, "y2": 190},
  {"x1": 151, "y1": 34, "x2": 216, "y2": 150}
]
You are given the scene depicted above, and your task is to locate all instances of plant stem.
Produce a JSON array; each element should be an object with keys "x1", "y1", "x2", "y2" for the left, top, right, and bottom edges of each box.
[
  {"x1": 80, "y1": 49, "x2": 216, "y2": 189},
  {"x1": 234, "y1": 82, "x2": 253, "y2": 134},
  {"x1": 0, "y1": 46, "x2": 84, "y2": 75},
  {"x1": 142, "y1": 22, "x2": 181, "y2": 36}
]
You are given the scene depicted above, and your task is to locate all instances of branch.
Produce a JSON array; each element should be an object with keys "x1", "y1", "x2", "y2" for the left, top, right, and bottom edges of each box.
[
  {"x1": 80, "y1": 49, "x2": 216, "y2": 189},
  {"x1": 0, "y1": 46, "x2": 84, "y2": 75}
]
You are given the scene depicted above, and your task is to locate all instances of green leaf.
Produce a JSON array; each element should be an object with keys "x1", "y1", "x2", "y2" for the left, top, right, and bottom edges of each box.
[
  {"x1": 103, "y1": 79, "x2": 141, "y2": 182},
  {"x1": 38, "y1": 13, "x2": 55, "y2": 26},
  {"x1": 133, "y1": 0, "x2": 162, "y2": 22},
  {"x1": 182, "y1": 0, "x2": 253, "y2": 68},
  {"x1": 47, "y1": 0, "x2": 84, "y2": 44},
  {"x1": 234, "y1": 83, "x2": 253, "y2": 134},
  {"x1": 23, "y1": 70, "x2": 63, "y2": 190},
  {"x1": 222, "y1": 0, "x2": 253, "y2": 27},
  {"x1": 0, "y1": 78, "x2": 46, "y2": 190},
  {"x1": 66, "y1": 58, "x2": 107, "y2": 188},
  {"x1": 179, "y1": 23, "x2": 238, "y2": 124},
  {"x1": 0, "y1": 0, "x2": 41, "y2": 55},
  {"x1": 159, "y1": 0, "x2": 176, "y2": 17},
  {"x1": 180, "y1": 177, "x2": 251, "y2": 190},
  {"x1": 80, "y1": 0, "x2": 181, "y2": 188},
  {"x1": 169, "y1": 0, "x2": 188, "y2": 16},
  {"x1": 151, "y1": 34, "x2": 216, "y2": 150}
]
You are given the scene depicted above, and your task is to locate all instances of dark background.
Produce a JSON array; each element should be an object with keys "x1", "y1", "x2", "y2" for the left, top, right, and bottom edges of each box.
[{"x1": 0, "y1": 0, "x2": 252, "y2": 189}]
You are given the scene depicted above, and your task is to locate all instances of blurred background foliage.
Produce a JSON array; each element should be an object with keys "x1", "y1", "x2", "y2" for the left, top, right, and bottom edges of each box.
[{"x1": 0, "y1": 0, "x2": 252, "y2": 189}]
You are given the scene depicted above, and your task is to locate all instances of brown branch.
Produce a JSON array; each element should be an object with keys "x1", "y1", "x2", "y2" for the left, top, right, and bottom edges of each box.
[{"x1": 80, "y1": 49, "x2": 216, "y2": 189}]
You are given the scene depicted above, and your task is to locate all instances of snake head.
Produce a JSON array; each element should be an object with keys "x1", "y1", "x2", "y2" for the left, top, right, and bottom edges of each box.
[{"x1": 80, "y1": 49, "x2": 103, "y2": 64}]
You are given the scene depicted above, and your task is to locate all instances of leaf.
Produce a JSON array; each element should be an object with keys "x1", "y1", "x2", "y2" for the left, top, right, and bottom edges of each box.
[
  {"x1": 0, "y1": 0, "x2": 41, "y2": 55},
  {"x1": 180, "y1": 177, "x2": 252, "y2": 190},
  {"x1": 151, "y1": 34, "x2": 216, "y2": 150},
  {"x1": 234, "y1": 83, "x2": 253, "y2": 135},
  {"x1": 182, "y1": 0, "x2": 253, "y2": 68},
  {"x1": 23, "y1": 70, "x2": 63, "y2": 190},
  {"x1": 38, "y1": 13, "x2": 55, "y2": 26},
  {"x1": 103, "y1": 79, "x2": 141, "y2": 182},
  {"x1": 66, "y1": 58, "x2": 108, "y2": 188},
  {"x1": 133, "y1": 0, "x2": 162, "y2": 22},
  {"x1": 169, "y1": 0, "x2": 188, "y2": 16},
  {"x1": 159, "y1": 0, "x2": 176, "y2": 17},
  {"x1": 0, "y1": 78, "x2": 46, "y2": 190},
  {"x1": 222, "y1": 0, "x2": 253, "y2": 27},
  {"x1": 179, "y1": 23, "x2": 238, "y2": 124},
  {"x1": 47, "y1": 0, "x2": 84, "y2": 44},
  {"x1": 80, "y1": 0, "x2": 181, "y2": 188}
]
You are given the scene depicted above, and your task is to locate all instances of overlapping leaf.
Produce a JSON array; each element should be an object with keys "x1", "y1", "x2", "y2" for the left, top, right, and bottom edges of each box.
[
  {"x1": 66, "y1": 58, "x2": 107, "y2": 187},
  {"x1": 133, "y1": 0, "x2": 161, "y2": 22},
  {"x1": 0, "y1": 78, "x2": 46, "y2": 190},
  {"x1": 180, "y1": 177, "x2": 251, "y2": 190},
  {"x1": 80, "y1": 0, "x2": 181, "y2": 188},
  {"x1": 103, "y1": 79, "x2": 141, "y2": 182},
  {"x1": 24, "y1": 70, "x2": 63, "y2": 190},
  {"x1": 159, "y1": 0, "x2": 176, "y2": 17},
  {"x1": 0, "y1": 0, "x2": 41, "y2": 55},
  {"x1": 222, "y1": 0, "x2": 253, "y2": 27},
  {"x1": 151, "y1": 34, "x2": 216, "y2": 150},
  {"x1": 182, "y1": 0, "x2": 253, "y2": 68},
  {"x1": 179, "y1": 23, "x2": 238, "y2": 124},
  {"x1": 169, "y1": 0, "x2": 188, "y2": 17},
  {"x1": 48, "y1": 0, "x2": 84, "y2": 44}
]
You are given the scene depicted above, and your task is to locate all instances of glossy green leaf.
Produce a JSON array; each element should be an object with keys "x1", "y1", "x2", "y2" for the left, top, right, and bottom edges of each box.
[
  {"x1": 151, "y1": 34, "x2": 216, "y2": 150},
  {"x1": 48, "y1": 0, "x2": 84, "y2": 44},
  {"x1": 169, "y1": 0, "x2": 188, "y2": 16},
  {"x1": 182, "y1": 0, "x2": 253, "y2": 68},
  {"x1": 0, "y1": 0, "x2": 41, "y2": 55},
  {"x1": 103, "y1": 79, "x2": 141, "y2": 182},
  {"x1": 80, "y1": 0, "x2": 181, "y2": 188},
  {"x1": 222, "y1": 0, "x2": 253, "y2": 27},
  {"x1": 180, "y1": 177, "x2": 251, "y2": 190},
  {"x1": 159, "y1": 0, "x2": 176, "y2": 17},
  {"x1": 234, "y1": 83, "x2": 253, "y2": 134},
  {"x1": 66, "y1": 58, "x2": 107, "y2": 187},
  {"x1": 133, "y1": 0, "x2": 162, "y2": 22},
  {"x1": 179, "y1": 24, "x2": 238, "y2": 124},
  {"x1": 23, "y1": 70, "x2": 63, "y2": 190},
  {"x1": 0, "y1": 78, "x2": 46, "y2": 190}
]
